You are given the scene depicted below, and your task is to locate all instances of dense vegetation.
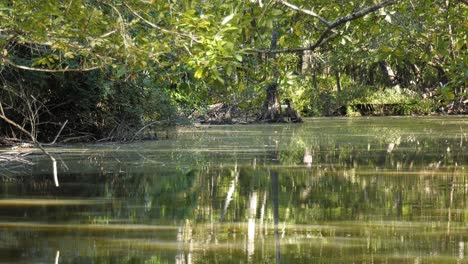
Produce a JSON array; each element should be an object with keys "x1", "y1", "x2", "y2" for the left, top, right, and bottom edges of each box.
[{"x1": 0, "y1": 0, "x2": 467, "y2": 142}]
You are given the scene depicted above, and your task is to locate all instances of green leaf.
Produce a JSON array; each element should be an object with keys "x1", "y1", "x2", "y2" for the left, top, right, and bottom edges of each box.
[
  {"x1": 215, "y1": 74, "x2": 224, "y2": 84},
  {"x1": 234, "y1": 54, "x2": 242, "y2": 62},
  {"x1": 384, "y1": 15, "x2": 392, "y2": 23},
  {"x1": 115, "y1": 66, "x2": 126, "y2": 78},
  {"x1": 64, "y1": 52, "x2": 75, "y2": 59},
  {"x1": 381, "y1": 46, "x2": 392, "y2": 53},
  {"x1": 194, "y1": 68, "x2": 203, "y2": 79},
  {"x1": 271, "y1": 9, "x2": 283, "y2": 15}
]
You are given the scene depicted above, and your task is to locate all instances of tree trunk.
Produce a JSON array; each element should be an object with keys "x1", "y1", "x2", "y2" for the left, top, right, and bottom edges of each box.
[
  {"x1": 411, "y1": 64, "x2": 421, "y2": 85},
  {"x1": 396, "y1": 64, "x2": 412, "y2": 88},
  {"x1": 296, "y1": 51, "x2": 303, "y2": 74},
  {"x1": 379, "y1": 61, "x2": 397, "y2": 86},
  {"x1": 335, "y1": 70, "x2": 341, "y2": 92},
  {"x1": 259, "y1": 82, "x2": 282, "y2": 121},
  {"x1": 446, "y1": 0, "x2": 456, "y2": 61},
  {"x1": 258, "y1": 29, "x2": 282, "y2": 122},
  {"x1": 312, "y1": 70, "x2": 318, "y2": 92},
  {"x1": 367, "y1": 66, "x2": 375, "y2": 85}
]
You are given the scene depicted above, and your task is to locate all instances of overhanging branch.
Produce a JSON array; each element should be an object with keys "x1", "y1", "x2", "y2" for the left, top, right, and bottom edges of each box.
[
  {"x1": 124, "y1": 3, "x2": 201, "y2": 44},
  {"x1": 2, "y1": 57, "x2": 101, "y2": 72},
  {"x1": 328, "y1": 0, "x2": 397, "y2": 28},
  {"x1": 254, "y1": 0, "x2": 398, "y2": 54},
  {"x1": 274, "y1": 0, "x2": 331, "y2": 27}
]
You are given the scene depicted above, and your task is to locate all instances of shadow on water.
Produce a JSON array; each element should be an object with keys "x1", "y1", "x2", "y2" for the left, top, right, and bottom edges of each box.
[{"x1": 0, "y1": 117, "x2": 467, "y2": 263}]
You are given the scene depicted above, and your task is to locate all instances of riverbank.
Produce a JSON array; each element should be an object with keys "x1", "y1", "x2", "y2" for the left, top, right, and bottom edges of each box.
[
  {"x1": 193, "y1": 99, "x2": 467, "y2": 125},
  {"x1": 1, "y1": 108, "x2": 467, "y2": 149}
]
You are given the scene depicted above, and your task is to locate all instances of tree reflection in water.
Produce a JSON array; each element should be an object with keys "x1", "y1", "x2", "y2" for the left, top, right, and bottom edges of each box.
[{"x1": 0, "y1": 117, "x2": 466, "y2": 263}]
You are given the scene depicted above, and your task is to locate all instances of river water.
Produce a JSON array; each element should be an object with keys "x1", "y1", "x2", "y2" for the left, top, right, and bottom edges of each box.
[{"x1": 0, "y1": 117, "x2": 467, "y2": 263}]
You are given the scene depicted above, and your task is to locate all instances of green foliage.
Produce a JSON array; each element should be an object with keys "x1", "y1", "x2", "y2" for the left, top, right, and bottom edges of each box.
[
  {"x1": 339, "y1": 86, "x2": 411, "y2": 105},
  {"x1": 1, "y1": 0, "x2": 466, "y2": 140},
  {"x1": 396, "y1": 98, "x2": 439, "y2": 116},
  {"x1": 345, "y1": 105, "x2": 362, "y2": 117},
  {"x1": 438, "y1": 85, "x2": 456, "y2": 102}
]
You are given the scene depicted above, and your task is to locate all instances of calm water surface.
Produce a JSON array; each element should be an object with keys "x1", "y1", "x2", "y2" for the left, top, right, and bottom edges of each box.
[{"x1": 0, "y1": 117, "x2": 467, "y2": 263}]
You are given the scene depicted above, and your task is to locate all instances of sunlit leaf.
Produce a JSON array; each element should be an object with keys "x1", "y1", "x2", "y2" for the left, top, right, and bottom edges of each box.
[{"x1": 194, "y1": 68, "x2": 203, "y2": 79}]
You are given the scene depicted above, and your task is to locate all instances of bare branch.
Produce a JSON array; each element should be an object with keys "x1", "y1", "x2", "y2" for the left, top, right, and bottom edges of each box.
[
  {"x1": 0, "y1": 102, "x2": 60, "y2": 186},
  {"x1": 100, "y1": 30, "x2": 117, "y2": 38},
  {"x1": 274, "y1": 0, "x2": 331, "y2": 27},
  {"x1": 0, "y1": 103, "x2": 35, "y2": 140},
  {"x1": 43, "y1": 120, "x2": 68, "y2": 146},
  {"x1": 107, "y1": 3, "x2": 133, "y2": 50}
]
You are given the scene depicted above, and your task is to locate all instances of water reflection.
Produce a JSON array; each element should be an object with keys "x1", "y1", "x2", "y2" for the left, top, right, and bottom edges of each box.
[
  {"x1": 0, "y1": 117, "x2": 467, "y2": 263},
  {"x1": 271, "y1": 170, "x2": 281, "y2": 264},
  {"x1": 247, "y1": 191, "x2": 257, "y2": 262}
]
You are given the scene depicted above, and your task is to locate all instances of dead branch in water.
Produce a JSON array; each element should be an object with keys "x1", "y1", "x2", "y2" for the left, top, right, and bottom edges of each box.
[
  {"x1": 130, "y1": 121, "x2": 162, "y2": 142},
  {"x1": 0, "y1": 102, "x2": 64, "y2": 187}
]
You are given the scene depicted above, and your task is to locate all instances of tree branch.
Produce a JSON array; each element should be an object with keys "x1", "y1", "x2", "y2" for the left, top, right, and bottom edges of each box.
[
  {"x1": 328, "y1": 0, "x2": 397, "y2": 29},
  {"x1": 274, "y1": 0, "x2": 331, "y2": 27},
  {"x1": 0, "y1": 103, "x2": 60, "y2": 186},
  {"x1": 2, "y1": 57, "x2": 101, "y2": 72},
  {"x1": 130, "y1": 121, "x2": 162, "y2": 142},
  {"x1": 43, "y1": 120, "x2": 68, "y2": 146},
  {"x1": 253, "y1": 0, "x2": 398, "y2": 54},
  {"x1": 0, "y1": 103, "x2": 35, "y2": 140},
  {"x1": 106, "y1": 3, "x2": 133, "y2": 51},
  {"x1": 123, "y1": 3, "x2": 201, "y2": 44}
]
